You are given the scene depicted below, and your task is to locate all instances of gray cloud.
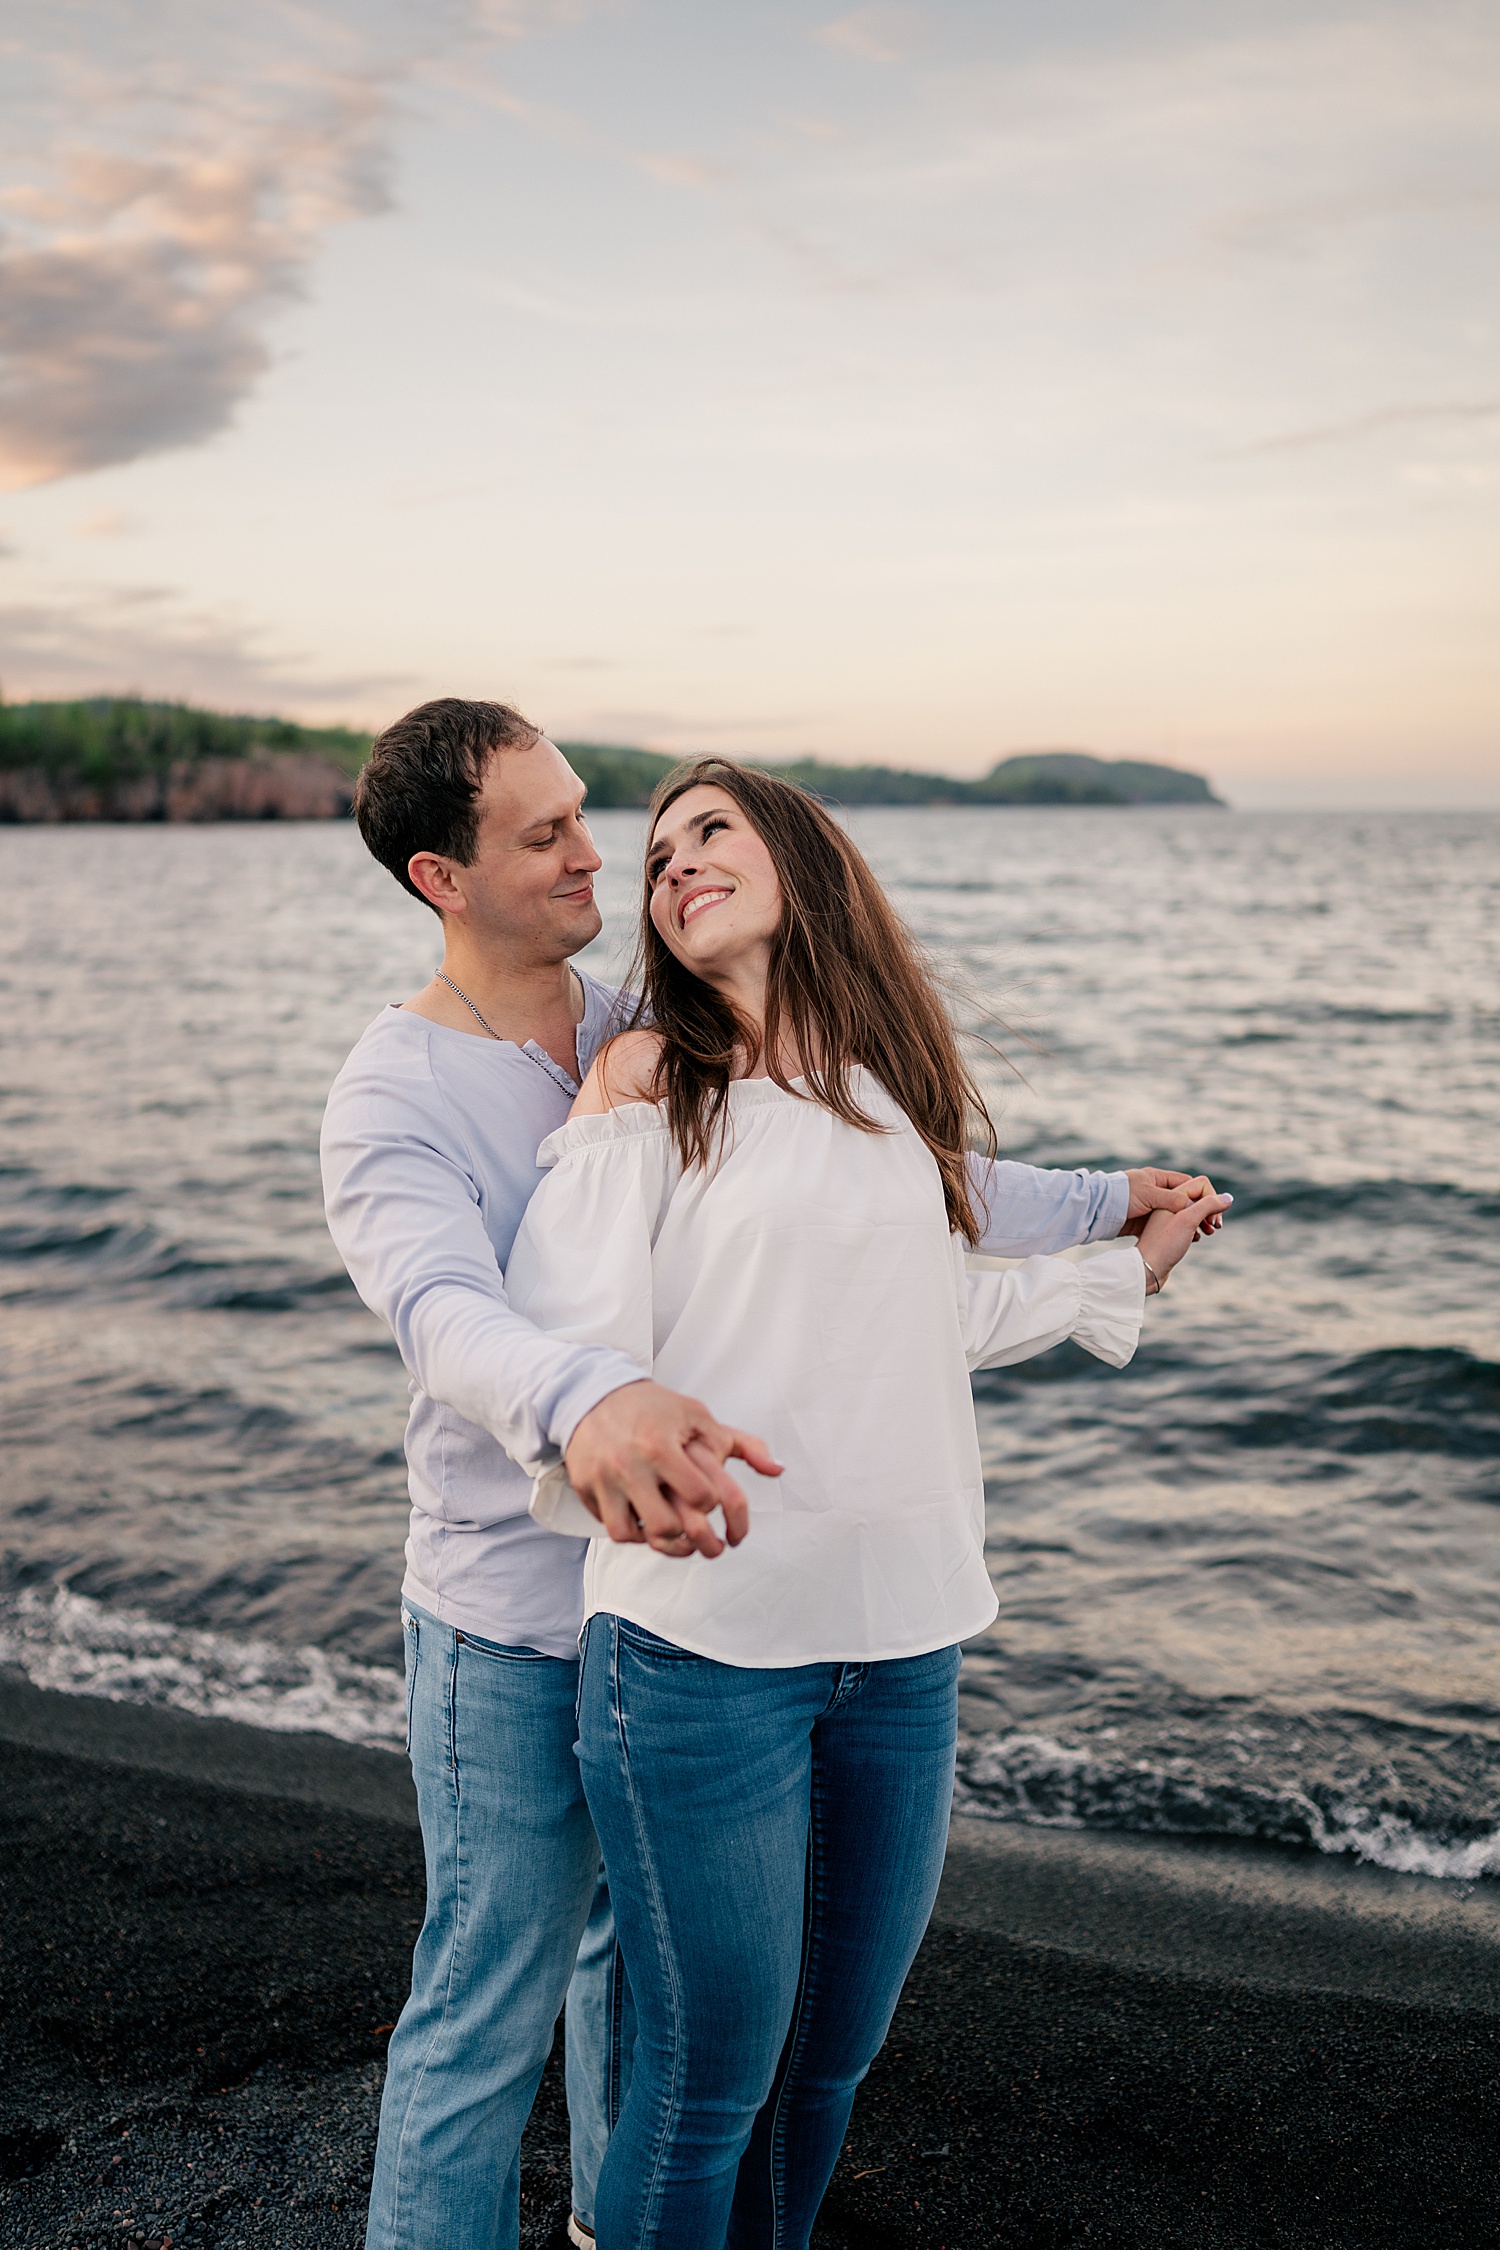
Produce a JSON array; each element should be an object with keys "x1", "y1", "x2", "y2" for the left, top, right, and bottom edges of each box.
[
  {"x1": 1216, "y1": 400, "x2": 1500, "y2": 459},
  {"x1": 0, "y1": 576, "x2": 411, "y2": 713},
  {"x1": 0, "y1": 0, "x2": 580, "y2": 491},
  {"x1": 1198, "y1": 179, "x2": 1500, "y2": 268},
  {"x1": 815, "y1": 10, "x2": 923, "y2": 67},
  {"x1": 0, "y1": 48, "x2": 394, "y2": 490}
]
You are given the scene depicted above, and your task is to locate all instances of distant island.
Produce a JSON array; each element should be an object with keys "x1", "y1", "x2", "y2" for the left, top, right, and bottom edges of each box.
[
  {"x1": 561, "y1": 744, "x2": 1223, "y2": 809},
  {"x1": 0, "y1": 697, "x2": 1223, "y2": 821}
]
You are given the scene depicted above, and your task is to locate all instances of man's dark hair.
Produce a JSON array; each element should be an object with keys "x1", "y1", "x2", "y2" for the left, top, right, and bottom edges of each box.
[{"x1": 354, "y1": 697, "x2": 539, "y2": 910}]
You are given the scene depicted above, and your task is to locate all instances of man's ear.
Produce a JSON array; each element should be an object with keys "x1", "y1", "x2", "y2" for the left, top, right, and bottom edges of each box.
[{"x1": 407, "y1": 852, "x2": 465, "y2": 915}]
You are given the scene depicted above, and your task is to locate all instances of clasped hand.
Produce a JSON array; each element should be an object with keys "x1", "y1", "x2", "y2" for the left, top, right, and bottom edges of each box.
[{"x1": 564, "y1": 1381, "x2": 781, "y2": 1560}]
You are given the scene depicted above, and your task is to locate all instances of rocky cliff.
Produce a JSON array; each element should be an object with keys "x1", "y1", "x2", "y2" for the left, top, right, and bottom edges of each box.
[{"x1": 0, "y1": 752, "x2": 356, "y2": 823}]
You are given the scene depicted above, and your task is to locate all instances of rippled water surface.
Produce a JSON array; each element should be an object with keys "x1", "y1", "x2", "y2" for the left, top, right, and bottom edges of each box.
[{"x1": 2, "y1": 811, "x2": 1497, "y2": 1874}]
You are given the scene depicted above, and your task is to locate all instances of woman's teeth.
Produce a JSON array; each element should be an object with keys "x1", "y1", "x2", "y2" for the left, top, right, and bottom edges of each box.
[{"x1": 681, "y1": 888, "x2": 731, "y2": 927}]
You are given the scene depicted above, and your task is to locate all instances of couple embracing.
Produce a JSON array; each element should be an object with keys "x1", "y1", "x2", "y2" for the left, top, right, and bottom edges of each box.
[{"x1": 321, "y1": 698, "x2": 1226, "y2": 2250}]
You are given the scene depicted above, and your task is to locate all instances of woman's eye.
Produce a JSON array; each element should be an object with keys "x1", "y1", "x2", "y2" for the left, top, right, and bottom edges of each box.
[{"x1": 701, "y1": 817, "x2": 727, "y2": 840}]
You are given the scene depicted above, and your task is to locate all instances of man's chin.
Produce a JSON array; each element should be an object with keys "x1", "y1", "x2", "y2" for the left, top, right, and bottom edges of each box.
[{"x1": 560, "y1": 905, "x2": 604, "y2": 954}]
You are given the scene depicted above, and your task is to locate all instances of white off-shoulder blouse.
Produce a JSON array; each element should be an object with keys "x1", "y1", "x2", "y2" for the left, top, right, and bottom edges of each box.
[{"x1": 504, "y1": 1071, "x2": 1145, "y2": 1667}]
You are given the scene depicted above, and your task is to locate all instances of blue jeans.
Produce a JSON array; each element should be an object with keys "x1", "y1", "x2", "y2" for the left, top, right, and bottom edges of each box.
[
  {"x1": 365, "y1": 1604, "x2": 635, "y2": 2250},
  {"x1": 577, "y1": 1616, "x2": 961, "y2": 2250}
]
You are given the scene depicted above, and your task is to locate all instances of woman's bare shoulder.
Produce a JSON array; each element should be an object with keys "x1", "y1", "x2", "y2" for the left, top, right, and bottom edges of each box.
[{"x1": 570, "y1": 1028, "x2": 666, "y2": 1117}]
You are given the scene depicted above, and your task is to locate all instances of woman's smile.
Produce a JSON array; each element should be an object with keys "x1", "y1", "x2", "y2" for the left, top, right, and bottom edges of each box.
[{"x1": 678, "y1": 884, "x2": 734, "y2": 930}]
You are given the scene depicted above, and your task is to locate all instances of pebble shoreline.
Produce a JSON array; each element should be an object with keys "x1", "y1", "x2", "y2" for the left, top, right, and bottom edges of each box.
[{"x1": 4, "y1": 1678, "x2": 1500, "y2": 2249}]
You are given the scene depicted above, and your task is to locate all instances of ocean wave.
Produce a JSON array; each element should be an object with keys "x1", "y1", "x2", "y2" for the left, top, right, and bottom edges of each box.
[
  {"x1": 0, "y1": 1586, "x2": 406, "y2": 1750},
  {"x1": 0, "y1": 1184, "x2": 359, "y2": 1313},
  {"x1": 1205, "y1": 1174, "x2": 1500, "y2": 1224},
  {"x1": 955, "y1": 1729, "x2": 1500, "y2": 1881},
  {"x1": 1193, "y1": 1346, "x2": 1500, "y2": 1463},
  {"x1": 976, "y1": 1341, "x2": 1500, "y2": 1468}
]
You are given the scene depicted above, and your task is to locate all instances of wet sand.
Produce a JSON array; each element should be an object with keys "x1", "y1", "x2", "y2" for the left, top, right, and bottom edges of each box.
[{"x1": 4, "y1": 1675, "x2": 1500, "y2": 2249}]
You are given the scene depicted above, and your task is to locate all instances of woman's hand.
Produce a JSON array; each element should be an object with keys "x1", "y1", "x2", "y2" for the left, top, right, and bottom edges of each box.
[
  {"x1": 1135, "y1": 1178, "x2": 1232, "y2": 1293},
  {"x1": 1121, "y1": 1167, "x2": 1229, "y2": 1238}
]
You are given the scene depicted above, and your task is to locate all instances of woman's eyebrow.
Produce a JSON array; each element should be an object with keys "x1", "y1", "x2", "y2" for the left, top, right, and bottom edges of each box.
[{"x1": 648, "y1": 803, "x2": 732, "y2": 869}]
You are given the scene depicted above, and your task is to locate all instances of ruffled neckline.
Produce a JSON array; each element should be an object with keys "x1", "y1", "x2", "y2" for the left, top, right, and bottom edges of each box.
[{"x1": 535, "y1": 1069, "x2": 896, "y2": 1169}]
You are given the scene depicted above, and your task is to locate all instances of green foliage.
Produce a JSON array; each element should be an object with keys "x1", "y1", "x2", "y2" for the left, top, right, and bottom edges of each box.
[
  {"x1": 555, "y1": 743, "x2": 682, "y2": 807},
  {"x1": 769, "y1": 759, "x2": 974, "y2": 805},
  {"x1": 0, "y1": 703, "x2": 1221, "y2": 807},
  {"x1": 559, "y1": 742, "x2": 1221, "y2": 809},
  {"x1": 0, "y1": 698, "x2": 372, "y2": 781},
  {"x1": 971, "y1": 752, "x2": 1220, "y2": 805}
]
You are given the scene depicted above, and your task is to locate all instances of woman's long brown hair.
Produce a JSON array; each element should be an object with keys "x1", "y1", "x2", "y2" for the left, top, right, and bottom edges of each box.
[{"x1": 622, "y1": 757, "x2": 998, "y2": 1241}]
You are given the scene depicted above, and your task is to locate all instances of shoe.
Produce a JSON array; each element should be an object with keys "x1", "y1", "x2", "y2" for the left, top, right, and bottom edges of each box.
[{"x1": 567, "y1": 2218, "x2": 595, "y2": 2247}]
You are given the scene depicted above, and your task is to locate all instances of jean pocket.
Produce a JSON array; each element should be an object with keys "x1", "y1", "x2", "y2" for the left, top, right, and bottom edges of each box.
[
  {"x1": 612, "y1": 1615, "x2": 698, "y2": 1662},
  {"x1": 454, "y1": 1629, "x2": 552, "y2": 1665},
  {"x1": 402, "y1": 1608, "x2": 420, "y2": 1754}
]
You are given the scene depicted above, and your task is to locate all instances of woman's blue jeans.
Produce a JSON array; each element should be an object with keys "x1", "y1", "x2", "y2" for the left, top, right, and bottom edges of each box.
[{"x1": 577, "y1": 1615, "x2": 961, "y2": 2250}]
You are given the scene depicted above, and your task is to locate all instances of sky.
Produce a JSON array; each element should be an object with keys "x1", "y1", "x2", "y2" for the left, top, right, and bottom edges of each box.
[{"x1": 0, "y1": 1, "x2": 1496, "y2": 807}]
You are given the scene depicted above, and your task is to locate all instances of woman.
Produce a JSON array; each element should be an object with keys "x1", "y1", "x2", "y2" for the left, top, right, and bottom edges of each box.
[{"x1": 506, "y1": 760, "x2": 1225, "y2": 2249}]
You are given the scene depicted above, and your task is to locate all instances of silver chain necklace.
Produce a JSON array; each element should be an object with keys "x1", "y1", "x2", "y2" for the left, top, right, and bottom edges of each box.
[
  {"x1": 434, "y1": 970, "x2": 504, "y2": 1040},
  {"x1": 434, "y1": 967, "x2": 582, "y2": 1046}
]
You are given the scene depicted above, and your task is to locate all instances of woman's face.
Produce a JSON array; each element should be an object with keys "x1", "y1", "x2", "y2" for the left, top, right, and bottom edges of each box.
[{"x1": 646, "y1": 785, "x2": 783, "y2": 983}]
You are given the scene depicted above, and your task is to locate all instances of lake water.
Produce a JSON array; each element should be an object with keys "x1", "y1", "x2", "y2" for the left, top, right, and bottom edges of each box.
[{"x1": 2, "y1": 809, "x2": 1497, "y2": 1878}]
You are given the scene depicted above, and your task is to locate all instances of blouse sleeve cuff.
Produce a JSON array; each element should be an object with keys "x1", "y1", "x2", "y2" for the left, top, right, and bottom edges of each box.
[{"x1": 1071, "y1": 1244, "x2": 1147, "y2": 1367}]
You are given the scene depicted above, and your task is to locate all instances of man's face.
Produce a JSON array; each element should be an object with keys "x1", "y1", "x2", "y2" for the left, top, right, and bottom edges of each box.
[{"x1": 420, "y1": 737, "x2": 603, "y2": 960}]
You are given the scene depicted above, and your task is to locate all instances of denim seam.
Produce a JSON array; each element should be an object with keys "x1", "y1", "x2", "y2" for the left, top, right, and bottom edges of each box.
[
  {"x1": 607, "y1": 1938, "x2": 627, "y2": 2130},
  {"x1": 763, "y1": 1744, "x2": 828, "y2": 2246},
  {"x1": 384, "y1": 1627, "x2": 467, "y2": 2250},
  {"x1": 607, "y1": 1616, "x2": 685, "y2": 2248}
]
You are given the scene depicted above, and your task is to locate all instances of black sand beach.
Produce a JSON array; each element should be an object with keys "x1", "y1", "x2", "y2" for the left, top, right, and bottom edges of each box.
[{"x1": 5, "y1": 1679, "x2": 1500, "y2": 2250}]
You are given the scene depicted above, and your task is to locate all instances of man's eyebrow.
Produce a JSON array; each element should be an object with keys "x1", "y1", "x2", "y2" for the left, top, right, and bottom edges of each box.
[{"x1": 518, "y1": 803, "x2": 580, "y2": 839}]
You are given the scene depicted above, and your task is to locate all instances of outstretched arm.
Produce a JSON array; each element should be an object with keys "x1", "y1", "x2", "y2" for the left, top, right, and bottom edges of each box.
[
  {"x1": 962, "y1": 1246, "x2": 1146, "y2": 1373},
  {"x1": 962, "y1": 1179, "x2": 1232, "y2": 1374},
  {"x1": 967, "y1": 1156, "x2": 1228, "y2": 1255}
]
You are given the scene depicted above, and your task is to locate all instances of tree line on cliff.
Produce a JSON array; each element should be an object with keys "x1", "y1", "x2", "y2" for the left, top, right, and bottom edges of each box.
[{"x1": 0, "y1": 698, "x2": 1221, "y2": 821}]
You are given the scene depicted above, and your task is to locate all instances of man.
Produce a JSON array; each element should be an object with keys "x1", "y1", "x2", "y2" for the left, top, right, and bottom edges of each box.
[{"x1": 321, "y1": 698, "x2": 1212, "y2": 2250}]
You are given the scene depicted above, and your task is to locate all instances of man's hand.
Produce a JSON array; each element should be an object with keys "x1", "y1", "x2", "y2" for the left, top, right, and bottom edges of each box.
[
  {"x1": 1120, "y1": 1167, "x2": 1230, "y2": 1240},
  {"x1": 564, "y1": 1381, "x2": 783, "y2": 1561}
]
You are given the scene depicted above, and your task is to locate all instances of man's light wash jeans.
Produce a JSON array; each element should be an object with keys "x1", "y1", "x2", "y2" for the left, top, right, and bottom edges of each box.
[{"x1": 364, "y1": 1603, "x2": 634, "y2": 2250}]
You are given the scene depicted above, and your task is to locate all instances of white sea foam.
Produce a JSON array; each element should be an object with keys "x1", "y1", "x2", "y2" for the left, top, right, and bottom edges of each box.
[
  {"x1": 955, "y1": 1729, "x2": 1500, "y2": 1883},
  {"x1": 0, "y1": 1586, "x2": 406, "y2": 1751},
  {"x1": 6, "y1": 1591, "x2": 1499, "y2": 1879}
]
